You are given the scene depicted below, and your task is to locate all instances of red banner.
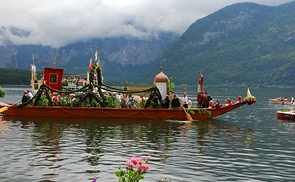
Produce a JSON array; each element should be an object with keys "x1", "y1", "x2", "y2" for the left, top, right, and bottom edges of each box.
[
  {"x1": 43, "y1": 67, "x2": 64, "y2": 90},
  {"x1": 197, "y1": 73, "x2": 204, "y2": 102}
]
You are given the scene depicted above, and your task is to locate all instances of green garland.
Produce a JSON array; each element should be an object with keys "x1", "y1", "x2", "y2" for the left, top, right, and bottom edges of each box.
[{"x1": 19, "y1": 61, "x2": 165, "y2": 108}]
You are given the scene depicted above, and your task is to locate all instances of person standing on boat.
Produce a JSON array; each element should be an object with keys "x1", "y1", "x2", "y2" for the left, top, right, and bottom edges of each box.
[
  {"x1": 198, "y1": 92, "x2": 204, "y2": 107},
  {"x1": 197, "y1": 73, "x2": 204, "y2": 103},
  {"x1": 163, "y1": 95, "x2": 170, "y2": 108},
  {"x1": 182, "y1": 92, "x2": 188, "y2": 108},
  {"x1": 199, "y1": 91, "x2": 209, "y2": 108},
  {"x1": 198, "y1": 91, "x2": 212, "y2": 108},
  {"x1": 145, "y1": 90, "x2": 156, "y2": 108},
  {"x1": 145, "y1": 91, "x2": 153, "y2": 108},
  {"x1": 27, "y1": 90, "x2": 33, "y2": 99},
  {"x1": 152, "y1": 93, "x2": 159, "y2": 108},
  {"x1": 203, "y1": 91, "x2": 212, "y2": 108},
  {"x1": 171, "y1": 94, "x2": 180, "y2": 108},
  {"x1": 21, "y1": 90, "x2": 31, "y2": 104}
]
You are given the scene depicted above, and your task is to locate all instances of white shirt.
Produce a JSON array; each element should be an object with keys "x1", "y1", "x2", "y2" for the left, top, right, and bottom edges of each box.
[
  {"x1": 182, "y1": 95, "x2": 188, "y2": 104},
  {"x1": 27, "y1": 91, "x2": 33, "y2": 99}
]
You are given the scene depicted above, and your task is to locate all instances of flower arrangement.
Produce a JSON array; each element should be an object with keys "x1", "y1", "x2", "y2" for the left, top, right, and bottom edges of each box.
[
  {"x1": 91, "y1": 155, "x2": 177, "y2": 181},
  {"x1": 92, "y1": 155, "x2": 151, "y2": 182},
  {"x1": 115, "y1": 156, "x2": 151, "y2": 182}
]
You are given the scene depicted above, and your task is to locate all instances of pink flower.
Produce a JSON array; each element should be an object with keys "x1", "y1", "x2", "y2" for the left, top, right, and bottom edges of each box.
[
  {"x1": 125, "y1": 156, "x2": 150, "y2": 173},
  {"x1": 116, "y1": 155, "x2": 151, "y2": 181},
  {"x1": 138, "y1": 163, "x2": 150, "y2": 173},
  {"x1": 126, "y1": 156, "x2": 142, "y2": 169}
]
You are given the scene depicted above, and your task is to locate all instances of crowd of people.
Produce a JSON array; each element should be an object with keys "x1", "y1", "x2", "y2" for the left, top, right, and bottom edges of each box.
[
  {"x1": 21, "y1": 88, "x2": 243, "y2": 109},
  {"x1": 167, "y1": 91, "x2": 243, "y2": 109}
]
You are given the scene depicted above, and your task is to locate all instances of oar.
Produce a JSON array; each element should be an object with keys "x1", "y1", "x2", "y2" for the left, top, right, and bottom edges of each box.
[
  {"x1": 0, "y1": 101, "x2": 21, "y2": 113},
  {"x1": 181, "y1": 104, "x2": 193, "y2": 121},
  {"x1": 0, "y1": 106, "x2": 9, "y2": 113}
]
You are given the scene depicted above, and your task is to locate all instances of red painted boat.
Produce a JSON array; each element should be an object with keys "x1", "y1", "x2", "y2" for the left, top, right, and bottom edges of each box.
[
  {"x1": 0, "y1": 100, "x2": 254, "y2": 120},
  {"x1": 0, "y1": 52, "x2": 256, "y2": 121},
  {"x1": 269, "y1": 97, "x2": 294, "y2": 105},
  {"x1": 277, "y1": 110, "x2": 295, "y2": 121}
]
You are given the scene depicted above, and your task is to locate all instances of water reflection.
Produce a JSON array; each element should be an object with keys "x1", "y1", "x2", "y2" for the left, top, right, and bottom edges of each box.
[
  {"x1": 1, "y1": 103, "x2": 292, "y2": 182},
  {"x1": 3, "y1": 86, "x2": 295, "y2": 181},
  {"x1": 4, "y1": 117, "x2": 202, "y2": 179},
  {"x1": 4, "y1": 116, "x2": 253, "y2": 181}
]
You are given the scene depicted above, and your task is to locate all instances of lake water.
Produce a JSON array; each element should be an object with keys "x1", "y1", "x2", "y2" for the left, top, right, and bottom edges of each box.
[{"x1": 1, "y1": 85, "x2": 295, "y2": 182}]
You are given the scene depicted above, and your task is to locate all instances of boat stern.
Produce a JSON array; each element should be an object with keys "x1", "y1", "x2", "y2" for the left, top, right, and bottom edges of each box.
[{"x1": 277, "y1": 110, "x2": 295, "y2": 120}]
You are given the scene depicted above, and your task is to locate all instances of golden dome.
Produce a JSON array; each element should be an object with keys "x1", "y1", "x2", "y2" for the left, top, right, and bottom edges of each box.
[{"x1": 154, "y1": 66, "x2": 169, "y2": 82}]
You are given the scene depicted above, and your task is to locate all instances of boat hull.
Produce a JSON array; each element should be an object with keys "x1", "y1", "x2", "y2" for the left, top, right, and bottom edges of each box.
[
  {"x1": 1, "y1": 102, "x2": 247, "y2": 120},
  {"x1": 277, "y1": 110, "x2": 295, "y2": 121},
  {"x1": 269, "y1": 99, "x2": 292, "y2": 105}
]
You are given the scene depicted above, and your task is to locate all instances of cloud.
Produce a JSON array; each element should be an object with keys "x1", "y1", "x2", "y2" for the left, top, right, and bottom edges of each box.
[{"x1": 0, "y1": 0, "x2": 292, "y2": 47}]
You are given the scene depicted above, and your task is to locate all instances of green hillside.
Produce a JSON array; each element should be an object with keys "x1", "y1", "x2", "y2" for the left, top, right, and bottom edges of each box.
[
  {"x1": 138, "y1": 2, "x2": 295, "y2": 87},
  {"x1": 0, "y1": 68, "x2": 30, "y2": 85}
]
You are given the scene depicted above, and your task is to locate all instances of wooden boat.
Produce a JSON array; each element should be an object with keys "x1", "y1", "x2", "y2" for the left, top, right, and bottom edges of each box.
[
  {"x1": 0, "y1": 51, "x2": 256, "y2": 121},
  {"x1": 0, "y1": 100, "x2": 255, "y2": 120},
  {"x1": 277, "y1": 110, "x2": 295, "y2": 121},
  {"x1": 269, "y1": 98, "x2": 294, "y2": 105}
]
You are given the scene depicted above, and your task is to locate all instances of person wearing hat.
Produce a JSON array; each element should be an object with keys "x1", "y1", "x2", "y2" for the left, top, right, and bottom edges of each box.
[{"x1": 201, "y1": 91, "x2": 212, "y2": 108}]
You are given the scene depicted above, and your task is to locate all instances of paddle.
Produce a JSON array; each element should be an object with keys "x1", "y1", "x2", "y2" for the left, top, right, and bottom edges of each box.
[
  {"x1": 0, "y1": 101, "x2": 21, "y2": 113},
  {"x1": 0, "y1": 106, "x2": 9, "y2": 113},
  {"x1": 181, "y1": 104, "x2": 193, "y2": 121}
]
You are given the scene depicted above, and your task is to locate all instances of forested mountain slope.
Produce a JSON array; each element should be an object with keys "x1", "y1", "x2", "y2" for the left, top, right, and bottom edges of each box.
[
  {"x1": 139, "y1": 1, "x2": 295, "y2": 86},
  {"x1": 0, "y1": 33, "x2": 178, "y2": 84}
]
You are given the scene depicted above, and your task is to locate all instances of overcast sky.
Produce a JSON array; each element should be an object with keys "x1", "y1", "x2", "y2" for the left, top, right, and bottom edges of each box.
[{"x1": 0, "y1": 0, "x2": 292, "y2": 48}]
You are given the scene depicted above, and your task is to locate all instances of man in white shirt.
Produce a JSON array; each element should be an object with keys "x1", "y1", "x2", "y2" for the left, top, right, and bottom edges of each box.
[
  {"x1": 182, "y1": 92, "x2": 188, "y2": 108},
  {"x1": 27, "y1": 90, "x2": 33, "y2": 99}
]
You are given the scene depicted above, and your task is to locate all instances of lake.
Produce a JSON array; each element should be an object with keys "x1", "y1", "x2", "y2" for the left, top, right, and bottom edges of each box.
[{"x1": 1, "y1": 85, "x2": 295, "y2": 182}]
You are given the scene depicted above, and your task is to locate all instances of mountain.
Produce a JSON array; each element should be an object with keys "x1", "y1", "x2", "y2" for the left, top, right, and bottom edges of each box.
[
  {"x1": 139, "y1": 1, "x2": 295, "y2": 86},
  {"x1": 0, "y1": 32, "x2": 178, "y2": 84},
  {"x1": 1, "y1": 1, "x2": 295, "y2": 87}
]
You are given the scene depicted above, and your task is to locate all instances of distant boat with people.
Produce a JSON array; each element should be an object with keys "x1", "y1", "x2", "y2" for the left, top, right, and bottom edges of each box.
[
  {"x1": 0, "y1": 50, "x2": 256, "y2": 121},
  {"x1": 269, "y1": 97, "x2": 294, "y2": 105},
  {"x1": 219, "y1": 88, "x2": 227, "y2": 91},
  {"x1": 277, "y1": 109, "x2": 295, "y2": 121}
]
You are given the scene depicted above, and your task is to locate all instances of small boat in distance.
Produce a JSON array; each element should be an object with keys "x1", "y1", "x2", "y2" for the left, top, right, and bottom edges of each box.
[
  {"x1": 277, "y1": 110, "x2": 295, "y2": 121},
  {"x1": 269, "y1": 97, "x2": 294, "y2": 105}
]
